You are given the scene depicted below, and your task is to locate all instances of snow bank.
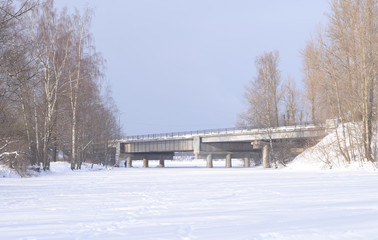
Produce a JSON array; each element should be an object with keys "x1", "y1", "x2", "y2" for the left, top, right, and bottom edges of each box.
[
  {"x1": 39, "y1": 162, "x2": 109, "y2": 176},
  {"x1": 0, "y1": 161, "x2": 109, "y2": 178},
  {"x1": 0, "y1": 164, "x2": 19, "y2": 178},
  {"x1": 289, "y1": 123, "x2": 378, "y2": 171}
]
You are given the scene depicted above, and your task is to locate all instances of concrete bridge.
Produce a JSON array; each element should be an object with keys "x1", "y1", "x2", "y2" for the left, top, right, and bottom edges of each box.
[{"x1": 111, "y1": 124, "x2": 327, "y2": 168}]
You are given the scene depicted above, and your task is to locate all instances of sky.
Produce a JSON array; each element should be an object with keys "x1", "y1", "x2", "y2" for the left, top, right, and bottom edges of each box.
[{"x1": 55, "y1": 0, "x2": 329, "y2": 136}]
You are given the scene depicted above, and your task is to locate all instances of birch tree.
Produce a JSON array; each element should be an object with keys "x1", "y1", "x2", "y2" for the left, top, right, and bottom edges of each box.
[
  {"x1": 0, "y1": 0, "x2": 36, "y2": 173},
  {"x1": 25, "y1": 0, "x2": 72, "y2": 170},
  {"x1": 63, "y1": 8, "x2": 107, "y2": 169},
  {"x1": 283, "y1": 77, "x2": 300, "y2": 125},
  {"x1": 1, "y1": 0, "x2": 122, "y2": 172},
  {"x1": 241, "y1": 50, "x2": 282, "y2": 128}
]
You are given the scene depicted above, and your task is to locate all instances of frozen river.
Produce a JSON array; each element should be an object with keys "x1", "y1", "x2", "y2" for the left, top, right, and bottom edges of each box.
[{"x1": 1, "y1": 164, "x2": 378, "y2": 240}]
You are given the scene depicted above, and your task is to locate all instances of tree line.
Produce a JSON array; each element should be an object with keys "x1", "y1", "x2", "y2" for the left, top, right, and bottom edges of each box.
[
  {"x1": 240, "y1": 0, "x2": 378, "y2": 166},
  {"x1": 0, "y1": 0, "x2": 121, "y2": 174}
]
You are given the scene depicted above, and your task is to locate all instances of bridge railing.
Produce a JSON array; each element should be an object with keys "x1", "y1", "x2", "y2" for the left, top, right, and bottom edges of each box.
[{"x1": 122, "y1": 122, "x2": 321, "y2": 141}]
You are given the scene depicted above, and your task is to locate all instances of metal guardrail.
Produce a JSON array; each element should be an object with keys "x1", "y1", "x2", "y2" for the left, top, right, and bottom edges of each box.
[{"x1": 121, "y1": 123, "x2": 323, "y2": 141}]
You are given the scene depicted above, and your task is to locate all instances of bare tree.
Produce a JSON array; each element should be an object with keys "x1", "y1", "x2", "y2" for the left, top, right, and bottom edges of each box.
[
  {"x1": 283, "y1": 77, "x2": 300, "y2": 126},
  {"x1": 25, "y1": 0, "x2": 74, "y2": 170},
  {"x1": 240, "y1": 50, "x2": 282, "y2": 128},
  {"x1": 62, "y1": 8, "x2": 107, "y2": 169},
  {"x1": 302, "y1": 37, "x2": 325, "y2": 125},
  {"x1": 239, "y1": 51, "x2": 283, "y2": 167},
  {"x1": 0, "y1": 0, "x2": 37, "y2": 174},
  {"x1": 303, "y1": 0, "x2": 378, "y2": 163},
  {"x1": 1, "y1": 0, "x2": 122, "y2": 173}
]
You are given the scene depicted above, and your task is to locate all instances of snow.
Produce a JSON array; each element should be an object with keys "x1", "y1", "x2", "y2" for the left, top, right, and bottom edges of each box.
[
  {"x1": 2, "y1": 126, "x2": 378, "y2": 239},
  {"x1": 289, "y1": 123, "x2": 378, "y2": 171},
  {"x1": 1, "y1": 164, "x2": 378, "y2": 240},
  {"x1": 0, "y1": 163, "x2": 19, "y2": 178}
]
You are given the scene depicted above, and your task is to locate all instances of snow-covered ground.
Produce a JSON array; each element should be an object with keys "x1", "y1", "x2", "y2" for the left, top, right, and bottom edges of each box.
[
  {"x1": 289, "y1": 123, "x2": 378, "y2": 171},
  {"x1": 1, "y1": 162, "x2": 378, "y2": 240},
  {"x1": 2, "y1": 125, "x2": 378, "y2": 239}
]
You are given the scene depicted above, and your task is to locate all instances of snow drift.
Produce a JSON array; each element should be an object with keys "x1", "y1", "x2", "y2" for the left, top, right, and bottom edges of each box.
[{"x1": 289, "y1": 123, "x2": 378, "y2": 171}]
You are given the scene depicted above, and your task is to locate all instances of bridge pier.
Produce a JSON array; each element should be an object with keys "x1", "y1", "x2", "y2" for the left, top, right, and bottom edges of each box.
[
  {"x1": 115, "y1": 143, "x2": 120, "y2": 167},
  {"x1": 244, "y1": 157, "x2": 250, "y2": 168},
  {"x1": 262, "y1": 144, "x2": 270, "y2": 168},
  {"x1": 143, "y1": 158, "x2": 149, "y2": 168},
  {"x1": 126, "y1": 156, "x2": 132, "y2": 168},
  {"x1": 207, "y1": 154, "x2": 213, "y2": 168},
  {"x1": 159, "y1": 159, "x2": 165, "y2": 168},
  {"x1": 226, "y1": 154, "x2": 232, "y2": 168}
]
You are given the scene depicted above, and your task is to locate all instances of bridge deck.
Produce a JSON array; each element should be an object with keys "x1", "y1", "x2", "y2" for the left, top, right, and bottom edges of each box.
[
  {"x1": 120, "y1": 124, "x2": 325, "y2": 142},
  {"x1": 115, "y1": 125, "x2": 326, "y2": 155}
]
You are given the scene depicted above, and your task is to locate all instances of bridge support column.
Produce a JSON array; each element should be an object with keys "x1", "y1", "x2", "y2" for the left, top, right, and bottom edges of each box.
[
  {"x1": 244, "y1": 157, "x2": 250, "y2": 168},
  {"x1": 159, "y1": 159, "x2": 165, "y2": 168},
  {"x1": 207, "y1": 154, "x2": 213, "y2": 168},
  {"x1": 262, "y1": 145, "x2": 270, "y2": 168},
  {"x1": 143, "y1": 158, "x2": 148, "y2": 168},
  {"x1": 193, "y1": 137, "x2": 201, "y2": 160},
  {"x1": 116, "y1": 142, "x2": 120, "y2": 166},
  {"x1": 226, "y1": 154, "x2": 232, "y2": 168},
  {"x1": 126, "y1": 157, "x2": 132, "y2": 168}
]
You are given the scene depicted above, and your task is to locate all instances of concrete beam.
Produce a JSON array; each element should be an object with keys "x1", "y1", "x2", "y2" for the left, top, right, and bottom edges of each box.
[
  {"x1": 201, "y1": 128, "x2": 326, "y2": 143},
  {"x1": 120, "y1": 153, "x2": 174, "y2": 161},
  {"x1": 201, "y1": 142, "x2": 253, "y2": 153},
  {"x1": 124, "y1": 139, "x2": 193, "y2": 153}
]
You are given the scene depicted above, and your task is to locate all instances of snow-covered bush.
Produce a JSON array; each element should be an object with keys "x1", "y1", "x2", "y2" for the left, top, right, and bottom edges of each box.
[{"x1": 0, "y1": 139, "x2": 31, "y2": 177}]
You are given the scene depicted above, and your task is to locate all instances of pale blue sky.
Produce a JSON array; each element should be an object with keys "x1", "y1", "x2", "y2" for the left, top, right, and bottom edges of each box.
[{"x1": 56, "y1": 0, "x2": 329, "y2": 136}]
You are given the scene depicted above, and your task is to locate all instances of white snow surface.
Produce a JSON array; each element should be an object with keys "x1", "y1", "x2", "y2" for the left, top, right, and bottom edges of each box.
[
  {"x1": 289, "y1": 123, "x2": 378, "y2": 171},
  {"x1": 0, "y1": 163, "x2": 19, "y2": 178},
  {"x1": 2, "y1": 126, "x2": 378, "y2": 239},
  {"x1": 1, "y1": 162, "x2": 378, "y2": 240}
]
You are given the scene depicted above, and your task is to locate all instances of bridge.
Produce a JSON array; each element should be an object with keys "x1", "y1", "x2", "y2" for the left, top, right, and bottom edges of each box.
[{"x1": 111, "y1": 123, "x2": 329, "y2": 168}]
